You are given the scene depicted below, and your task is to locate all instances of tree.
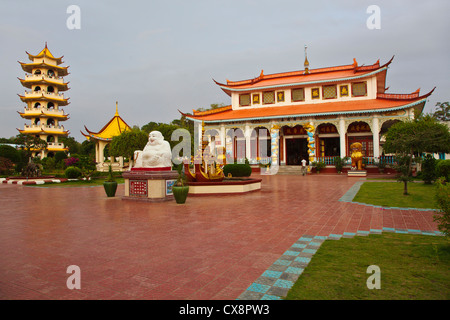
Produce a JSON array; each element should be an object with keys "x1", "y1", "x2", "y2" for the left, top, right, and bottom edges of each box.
[
  {"x1": 433, "y1": 102, "x2": 450, "y2": 121},
  {"x1": 109, "y1": 128, "x2": 148, "y2": 168},
  {"x1": 383, "y1": 115, "x2": 450, "y2": 195},
  {"x1": 60, "y1": 136, "x2": 81, "y2": 154},
  {"x1": 80, "y1": 140, "x2": 95, "y2": 156},
  {"x1": 15, "y1": 133, "x2": 47, "y2": 161}
]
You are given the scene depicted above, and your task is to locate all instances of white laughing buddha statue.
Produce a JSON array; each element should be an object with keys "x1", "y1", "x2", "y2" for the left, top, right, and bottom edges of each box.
[{"x1": 134, "y1": 131, "x2": 172, "y2": 168}]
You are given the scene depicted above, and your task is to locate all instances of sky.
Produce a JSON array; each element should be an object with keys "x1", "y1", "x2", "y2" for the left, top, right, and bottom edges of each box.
[{"x1": 1, "y1": 0, "x2": 449, "y2": 142}]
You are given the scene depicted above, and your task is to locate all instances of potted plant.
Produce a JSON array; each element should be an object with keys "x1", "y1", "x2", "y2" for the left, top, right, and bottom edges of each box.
[
  {"x1": 103, "y1": 164, "x2": 118, "y2": 197},
  {"x1": 376, "y1": 158, "x2": 387, "y2": 174},
  {"x1": 172, "y1": 164, "x2": 189, "y2": 204},
  {"x1": 312, "y1": 161, "x2": 326, "y2": 174},
  {"x1": 334, "y1": 156, "x2": 349, "y2": 174}
]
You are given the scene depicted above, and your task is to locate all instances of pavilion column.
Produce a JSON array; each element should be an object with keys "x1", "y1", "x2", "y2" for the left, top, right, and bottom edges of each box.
[
  {"x1": 98, "y1": 141, "x2": 105, "y2": 164},
  {"x1": 220, "y1": 125, "x2": 226, "y2": 147},
  {"x1": 372, "y1": 116, "x2": 380, "y2": 159},
  {"x1": 245, "y1": 124, "x2": 251, "y2": 162},
  {"x1": 339, "y1": 118, "x2": 346, "y2": 158}
]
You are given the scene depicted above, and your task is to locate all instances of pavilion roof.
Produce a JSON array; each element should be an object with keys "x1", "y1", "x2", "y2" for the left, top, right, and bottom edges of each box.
[
  {"x1": 81, "y1": 105, "x2": 131, "y2": 141},
  {"x1": 26, "y1": 44, "x2": 64, "y2": 65}
]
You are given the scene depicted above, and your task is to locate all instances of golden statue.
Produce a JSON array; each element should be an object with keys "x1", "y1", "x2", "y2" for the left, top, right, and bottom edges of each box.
[
  {"x1": 183, "y1": 121, "x2": 226, "y2": 182},
  {"x1": 350, "y1": 142, "x2": 364, "y2": 170}
]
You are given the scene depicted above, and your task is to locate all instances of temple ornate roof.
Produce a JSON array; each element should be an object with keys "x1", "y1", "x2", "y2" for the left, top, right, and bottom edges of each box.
[
  {"x1": 81, "y1": 103, "x2": 131, "y2": 141},
  {"x1": 214, "y1": 57, "x2": 393, "y2": 96}
]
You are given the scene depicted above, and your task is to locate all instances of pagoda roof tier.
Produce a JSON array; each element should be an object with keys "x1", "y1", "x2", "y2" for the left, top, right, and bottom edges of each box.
[
  {"x1": 18, "y1": 61, "x2": 69, "y2": 76},
  {"x1": 81, "y1": 105, "x2": 131, "y2": 141},
  {"x1": 18, "y1": 92, "x2": 70, "y2": 106},
  {"x1": 214, "y1": 57, "x2": 393, "y2": 96},
  {"x1": 17, "y1": 126, "x2": 69, "y2": 136},
  {"x1": 183, "y1": 88, "x2": 434, "y2": 123},
  {"x1": 18, "y1": 75, "x2": 69, "y2": 91},
  {"x1": 26, "y1": 44, "x2": 64, "y2": 65},
  {"x1": 18, "y1": 108, "x2": 69, "y2": 120}
]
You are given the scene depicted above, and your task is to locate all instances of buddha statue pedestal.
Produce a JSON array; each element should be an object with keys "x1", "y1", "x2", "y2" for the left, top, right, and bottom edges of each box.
[{"x1": 122, "y1": 167, "x2": 178, "y2": 202}]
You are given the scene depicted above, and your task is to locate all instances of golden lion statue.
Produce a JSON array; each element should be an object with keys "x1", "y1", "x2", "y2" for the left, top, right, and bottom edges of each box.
[{"x1": 350, "y1": 142, "x2": 363, "y2": 170}]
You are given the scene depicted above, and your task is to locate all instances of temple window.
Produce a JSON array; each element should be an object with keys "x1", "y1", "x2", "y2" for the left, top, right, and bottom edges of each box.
[
  {"x1": 323, "y1": 85, "x2": 337, "y2": 99},
  {"x1": 47, "y1": 102, "x2": 55, "y2": 109},
  {"x1": 47, "y1": 86, "x2": 55, "y2": 93},
  {"x1": 263, "y1": 91, "x2": 275, "y2": 104},
  {"x1": 239, "y1": 94, "x2": 251, "y2": 107},
  {"x1": 33, "y1": 102, "x2": 41, "y2": 108},
  {"x1": 34, "y1": 69, "x2": 41, "y2": 75},
  {"x1": 352, "y1": 82, "x2": 367, "y2": 97},
  {"x1": 291, "y1": 88, "x2": 305, "y2": 102},
  {"x1": 34, "y1": 86, "x2": 41, "y2": 92},
  {"x1": 48, "y1": 69, "x2": 55, "y2": 77}
]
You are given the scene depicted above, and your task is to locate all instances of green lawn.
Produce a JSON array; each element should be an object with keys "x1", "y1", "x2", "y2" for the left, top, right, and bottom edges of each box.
[
  {"x1": 28, "y1": 178, "x2": 124, "y2": 187},
  {"x1": 353, "y1": 181, "x2": 439, "y2": 209},
  {"x1": 285, "y1": 233, "x2": 450, "y2": 300}
]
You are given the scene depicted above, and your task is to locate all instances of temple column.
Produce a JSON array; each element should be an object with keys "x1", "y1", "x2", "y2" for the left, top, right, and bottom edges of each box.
[
  {"x1": 372, "y1": 116, "x2": 380, "y2": 159},
  {"x1": 269, "y1": 125, "x2": 280, "y2": 174},
  {"x1": 245, "y1": 124, "x2": 251, "y2": 161},
  {"x1": 339, "y1": 118, "x2": 346, "y2": 158}
]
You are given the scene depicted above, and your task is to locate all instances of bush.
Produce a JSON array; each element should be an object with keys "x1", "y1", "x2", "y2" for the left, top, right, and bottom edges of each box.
[
  {"x1": 64, "y1": 156, "x2": 79, "y2": 167},
  {"x1": 436, "y1": 159, "x2": 450, "y2": 182},
  {"x1": 422, "y1": 155, "x2": 437, "y2": 184},
  {"x1": 64, "y1": 166, "x2": 82, "y2": 179},
  {"x1": 434, "y1": 178, "x2": 450, "y2": 237},
  {"x1": 0, "y1": 157, "x2": 14, "y2": 175},
  {"x1": 41, "y1": 157, "x2": 56, "y2": 171},
  {"x1": 54, "y1": 151, "x2": 68, "y2": 164},
  {"x1": 223, "y1": 163, "x2": 252, "y2": 177},
  {"x1": 334, "y1": 157, "x2": 348, "y2": 173},
  {"x1": 312, "y1": 161, "x2": 326, "y2": 173}
]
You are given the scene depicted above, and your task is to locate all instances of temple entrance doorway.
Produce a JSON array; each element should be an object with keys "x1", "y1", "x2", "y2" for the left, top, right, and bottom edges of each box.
[{"x1": 285, "y1": 138, "x2": 309, "y2": 165}]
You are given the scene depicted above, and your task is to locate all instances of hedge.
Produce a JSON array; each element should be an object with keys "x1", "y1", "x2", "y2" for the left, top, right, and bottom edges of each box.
[
  {"x1": 223, "y1": 163, "x2": 252, "y2": 177},
  {"x1": 64, "y1": 166, "x2": 82, "y2": 179}
]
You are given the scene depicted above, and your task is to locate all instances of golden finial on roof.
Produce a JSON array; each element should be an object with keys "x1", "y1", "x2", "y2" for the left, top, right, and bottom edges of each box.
[
  {"x1": 115, "y1": 101, "x2": 119, "y2": 116},
  {"x1": 304, "y1": 45, "x2": 310, "y2": 75}
]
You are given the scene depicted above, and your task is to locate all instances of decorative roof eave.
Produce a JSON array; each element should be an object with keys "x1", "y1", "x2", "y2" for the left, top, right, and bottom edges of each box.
[
  {"x1": 17, "y1": 111, "x2": 69, "y2": 120},
  {"x1": 18, "y1": 94, "x2": 70, "y2": 105},
  {"x1": 215, "y1": 66, "x2": 388, "y2": 95},
  {"x1": 184, "y1": 98, "x2": 427, "y2": 124},
  {"x1": 18, "y1": 77, "x2": 70, "y2": 90},
  {"x1": 26, "y1": 44, "x2": 64, "y2": 64},
  {"x1": 80, "y1": 130, "x2": 114, "y2": 142},
  {"x1": 18, "y1": 61, "x2": 69, "y2": 75}
]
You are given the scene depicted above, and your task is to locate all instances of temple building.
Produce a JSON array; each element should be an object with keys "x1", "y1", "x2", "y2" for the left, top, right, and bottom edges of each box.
[
  {"x1": 183, "y1": 54, "x2": 434, "y2": 168},
  {"x1": 81, "y1": 102, "x2": 131, "y2": 171},
  {"x1": 17, "y1": 44, "x2": 70, "y2": 158}
]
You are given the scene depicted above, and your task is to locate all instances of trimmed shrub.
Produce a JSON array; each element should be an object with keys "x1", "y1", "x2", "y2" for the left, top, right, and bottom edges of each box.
[
  {"x1": 64, "y1": 166, "x2": 82, "y2": 179},
  {"x1": 223, "y1": 163, "x2": 252, "y2": 177},
  {"x1": 436, "y1": 159, "x2": 450, "y2": 182}
]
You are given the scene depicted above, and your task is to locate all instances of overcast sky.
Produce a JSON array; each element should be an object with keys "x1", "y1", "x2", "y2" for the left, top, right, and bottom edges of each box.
[{"x1": 1, "y1": 0, "x2": 449, "y2": 142}]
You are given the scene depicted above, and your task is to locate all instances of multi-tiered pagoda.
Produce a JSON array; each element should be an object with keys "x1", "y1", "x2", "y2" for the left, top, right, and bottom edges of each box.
[{"x1": 17, "y1": 43, "x2": 70, "y2": 158}]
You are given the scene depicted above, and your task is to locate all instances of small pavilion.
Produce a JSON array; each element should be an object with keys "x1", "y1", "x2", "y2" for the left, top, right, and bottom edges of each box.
[{"x1": 81, "y1": 102, "x2": 131, "y2": 171}]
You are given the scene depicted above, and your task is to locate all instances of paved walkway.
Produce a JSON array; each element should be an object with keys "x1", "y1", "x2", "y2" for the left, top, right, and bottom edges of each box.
[{"x1": 0, "y1": 174, "x2": 440, "y2": 300}]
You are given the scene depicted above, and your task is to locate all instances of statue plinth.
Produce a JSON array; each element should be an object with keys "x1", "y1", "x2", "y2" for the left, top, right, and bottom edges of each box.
[
  {"x1": 347, "y1": 170, "x2": 367, "y2": 177},
  {"x1": 122, "y1": 168, "x2": 178, "y2": 202}
]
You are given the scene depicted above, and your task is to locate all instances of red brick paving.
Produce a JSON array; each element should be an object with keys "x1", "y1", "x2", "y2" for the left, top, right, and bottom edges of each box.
[{"x1": 0, "y1": 174, "x2": 439, "y2": 300}]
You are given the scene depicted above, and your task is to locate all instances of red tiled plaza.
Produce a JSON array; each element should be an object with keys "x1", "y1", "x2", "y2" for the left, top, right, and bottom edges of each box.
[{"x1": 0, "y1": 174, "x2": 439, "y2": 300}]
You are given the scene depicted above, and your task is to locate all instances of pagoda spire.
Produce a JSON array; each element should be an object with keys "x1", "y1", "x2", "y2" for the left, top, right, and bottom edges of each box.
[{"x1": 115, "y1": 101, "x2": 119, "y2": 116}]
